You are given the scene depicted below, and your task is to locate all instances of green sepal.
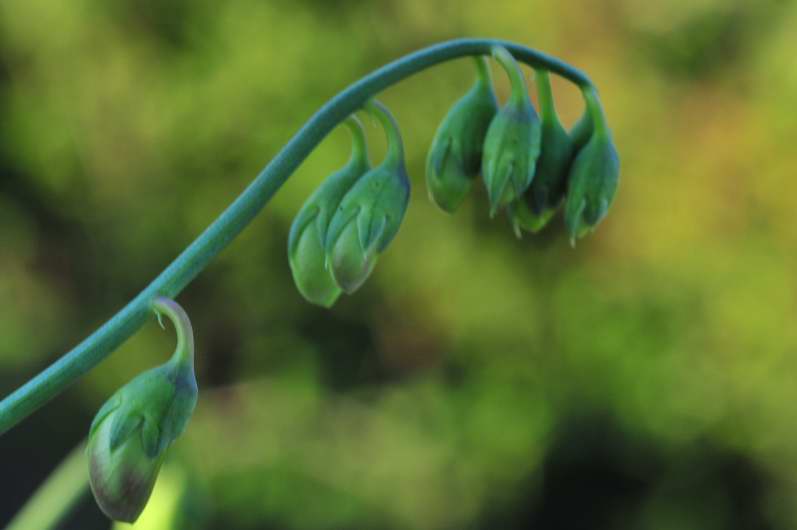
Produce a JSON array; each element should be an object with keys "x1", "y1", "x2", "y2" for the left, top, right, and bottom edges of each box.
[
  {"x1": 140, "y1": 416, "x2": 161, "y2": 459},
  {"x1": 426, "y1": 56, "x2": 498, "y2": 212},
  {"x1": 89, "y1": 394, "x2": 121, "y2": 440},
  {"x1": 109, "y1": 413, "x2": 144, "y2": 453},
  {"x1": 508, "y1": 200, "x2": 558, "y2": 237},
  {"x1": 157, "y1": 367, "x2": 199, "y2": 454},
  {"x1": 327, "y1": 220, "x2": 378, "y2": 293}
]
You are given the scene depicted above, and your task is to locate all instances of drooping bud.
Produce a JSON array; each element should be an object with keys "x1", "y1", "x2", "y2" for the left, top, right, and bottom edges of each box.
[
  {"x1": 509, "y1": 69, "x2": 575, "y2": 235},
  {"x1": 87, "y1": 297, "x2": 198, "y2": 523},
  {"x1": 325, "y1": 100, "x2": 410, "y2": 293},
  {"x1": 482, "y1": 46, "x2": 542, "y2": 216},
  {"x1": 288, "y1": 117, "x2": 370, "y2": 307},
  {"x1": 426, "y1": 56, "x2": 498, "y2": 212},
  {"x1": 564, "y1": 86, "x2": 620, "y2": 244}
]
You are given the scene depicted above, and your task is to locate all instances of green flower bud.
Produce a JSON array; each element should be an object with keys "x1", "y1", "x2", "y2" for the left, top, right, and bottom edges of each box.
[
  {"x1": 288, "y1": 117, "x2": 369, "y2": 307},
  {"x1": 426, "y1": 56, "x2": 498, "y2": 213},
  {"x1": 564, "y1": 87, "x2": 620, "y2": 244},
  {"x1": 88, "y1": 298, "x2": 198, "y2": 523},
  {"x1": 325, "y1": 100, "x2": 410, "y2": 294},
  {"x1": 509, "y1": 69, "x2": 574, "y2": 235},
  {"x1": 482, "y1": 46, "x2": 541, "y2": 216}
]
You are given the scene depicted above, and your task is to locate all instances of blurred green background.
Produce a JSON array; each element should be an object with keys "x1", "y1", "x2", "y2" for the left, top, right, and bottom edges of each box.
[{"x1": 1, "y1": 0, "x2": 796, "y2": 528}]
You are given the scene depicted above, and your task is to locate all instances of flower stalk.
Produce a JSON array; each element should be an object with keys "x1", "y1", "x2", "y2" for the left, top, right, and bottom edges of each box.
[{"x1": 0, "y1": 38, "x2": 602, "y2": 436}]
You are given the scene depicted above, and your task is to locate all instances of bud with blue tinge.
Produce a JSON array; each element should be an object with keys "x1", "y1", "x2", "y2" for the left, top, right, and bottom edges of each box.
[
  {"x1": 482, "y1": 46, "x2": 541, "y2": 216},
  {"x1": 426, "y1": 56, "x2": 498, "y2": 213},
  {"x1": 325, "y1": 100, "x2": 410, "y2": 293},
  {"x1": 564, "y1": 86, "x2": 620, "y2": 244},
  {"x1": 87, "y1": 298, "x2": 198, "y2": 523},
  {"x1": 510, "y1": 69, "x2": 575, "y2": 235},
  {"x1": 289, "y1": 117, "x2": 370, "y2": 307}
]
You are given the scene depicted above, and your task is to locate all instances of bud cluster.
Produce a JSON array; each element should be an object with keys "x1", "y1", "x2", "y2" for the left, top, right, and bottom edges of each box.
[
  {"x1": 288, "y1": 46, "x2": 620, "y2": 307},
  {"x1": 289, "y1": 101, "x2": 410, "y2": 307},
  {"x1": 427, "y1": 45, "x2": 620, "y2": 244}
]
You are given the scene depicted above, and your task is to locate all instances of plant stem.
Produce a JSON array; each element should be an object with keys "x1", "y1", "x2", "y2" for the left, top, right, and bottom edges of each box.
[
  {"x1": 535, "y1": 69, "x2": 558, "y2": 124},
  {"x1": 366, "y1": 100, "x2": 404, "y2": 166},
  {"x1": 582, "y1": 85, "x2": 609, "y2": 138},
  {"x1": 6, "y1": 442, "x2": 88, "y2": 530},
  {"x1": 153, "y1": 297, "x2": 194, "y2": 371},
  {"x1": 492, "y1": 45, "x2": 531, "y2": 106},
  {"x1": 0, "y1": 38, "x2": 593, "y2": 435}
]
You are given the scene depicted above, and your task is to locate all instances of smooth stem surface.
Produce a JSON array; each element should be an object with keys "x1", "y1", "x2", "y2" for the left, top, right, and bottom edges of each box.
[
  {"x1": 6, "y1": 442, "x2": 88, "y2": 530},
  {"x1": 343, "y1": 116, "x2": 368, "y2": 166},
  {"x1": 492, "y1": 45, "x2": 530, "y2": 105},
  {"x1": 473, "y1": 56, "x2": 492, "y2": 86},
  {"x1": 0, "y1": 38, "x2": 593, "y2": 435},
  {"x1": 535, "y1": 69, "x2": 558, "y2": 124},
  {"x1": 583, "y1": 85, "x2": 609, "y2": 138},
  {"x1": 366, "y1": 100, "x2": 404, "y2": 165},
  {"x1": 153, "y1": 297, "x2": 194, "y2": 371}
]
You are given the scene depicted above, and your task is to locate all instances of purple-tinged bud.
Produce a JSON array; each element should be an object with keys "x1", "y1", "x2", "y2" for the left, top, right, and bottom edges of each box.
[{"x1": 87, "y1": 298, "x2": 197, "y2": 523}]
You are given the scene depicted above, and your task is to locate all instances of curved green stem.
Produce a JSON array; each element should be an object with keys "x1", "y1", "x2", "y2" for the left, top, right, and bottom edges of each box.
[
  {"x1": 582, "y1": 85, "x2": 609, "y2": 139},
  {"x1": 343, "y1": 115, "x2": 368, "y2": 167},
  {"x1": 0, "y1": 38, "x2": 593, "y2": 435},
  {"x1": 366, "y1": 99, "x2": 403, "y2": 165},
  {"x1": 152, "y1": 297, "x2": 194, "y2": 371},
  {"x1": 472, "y1": 56, "x2": 492, "y2": 87},
  {"x1": 492, "y1": 45, "x2": 531, "y2": 106},
  {"x1": 535, "y1": 69, "x2": 558, "y2": 124}
]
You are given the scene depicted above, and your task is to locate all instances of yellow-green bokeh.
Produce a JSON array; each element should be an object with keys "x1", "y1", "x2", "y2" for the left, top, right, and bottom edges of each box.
[{"x1": 1, "y1": 0, "x2": 796, "y2": 528}]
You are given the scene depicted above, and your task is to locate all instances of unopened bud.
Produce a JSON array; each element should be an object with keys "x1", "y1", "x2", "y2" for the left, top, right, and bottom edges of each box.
[
  {"x1": 564, "y1": 87, "x2": 619, "y2": 244},
  {"x1": 426, "y1": 56, "x2": 498, "y2": 212},
  {"x1": 288, "y1": 117, "x2": 370, "y2": 307},
  {"x1": 87, "y1": 298, "x2": 198, "y2": 523},
  {"x1": 482, "y1": 46, "x2": 541, "y2": 216},
  {"x1": 325, "y1": 101, "x2": 410, "y2": 293}
]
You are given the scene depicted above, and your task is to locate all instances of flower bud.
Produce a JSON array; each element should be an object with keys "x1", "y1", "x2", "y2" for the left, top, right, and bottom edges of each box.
[
  {"x1": 288, "y1": 117, "x2": 370, "y2": 307},
  {"x1": 564, "y1": 87, "x2": 620, "y2": 244},
  {"x1": 426, "y1": 57, "x2": 498, "y2": 212},
  {"x1": 88, "y1": 298, "x2": 198, "y2": 523},
  {"x1": 482, "y1": 46, "x2": 541, "y2": 216},
  {"x1": 325, "y1": 100, "x2": 410, "y2": 293},
  {"x1": 509, "y1": 69, "x2": 574, "y2": 235}
]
